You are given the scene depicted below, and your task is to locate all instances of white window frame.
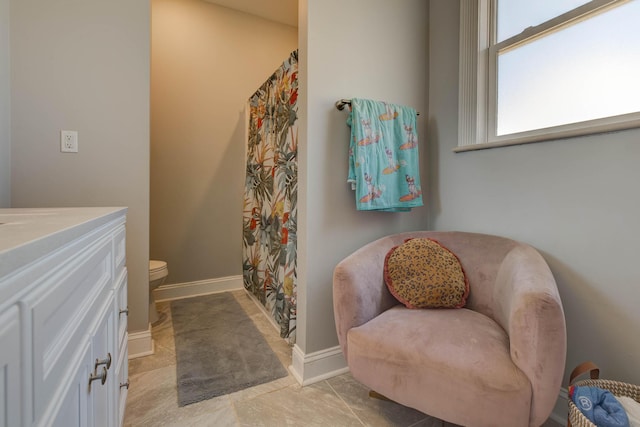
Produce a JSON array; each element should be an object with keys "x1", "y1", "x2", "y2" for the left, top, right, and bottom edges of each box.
[{"x1": 457, "y1": 0, "x2": 640, "y2": 152}]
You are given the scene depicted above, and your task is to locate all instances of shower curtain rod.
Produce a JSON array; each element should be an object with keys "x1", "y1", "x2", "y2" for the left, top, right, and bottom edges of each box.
[{"x1": 335, "y1": 99, "x2": 420, "y2": 115}]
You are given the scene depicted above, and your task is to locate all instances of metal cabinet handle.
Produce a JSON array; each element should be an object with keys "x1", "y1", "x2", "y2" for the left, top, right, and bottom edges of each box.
[
  {"x1": 119, "y1": 307, "x2": 129, "y2": 316},
  {"x1": 95, "y1": 353, "x2": 112, "y2": 371},
  {"x1": 89, "y1": 366, "x2": 108, "y2": 390},
  {"x1": 120, "y1": 380, "x2": 130, "y2": 390}
]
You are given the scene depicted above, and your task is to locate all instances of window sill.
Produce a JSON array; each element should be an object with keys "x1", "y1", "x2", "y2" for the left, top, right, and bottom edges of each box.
[{"x1": 455, "y1": 115, "x2": 640, "y2": 152}]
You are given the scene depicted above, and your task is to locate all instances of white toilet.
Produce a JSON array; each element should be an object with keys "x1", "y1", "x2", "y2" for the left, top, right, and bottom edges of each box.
[{"x1": 149, "y1": 260, "x2": 168, "y2": 324}]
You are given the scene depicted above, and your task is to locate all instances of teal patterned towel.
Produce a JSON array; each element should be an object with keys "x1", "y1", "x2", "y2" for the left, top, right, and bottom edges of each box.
[{"x1": 347, "y1": 98, "x2": 423, "y2": 211}]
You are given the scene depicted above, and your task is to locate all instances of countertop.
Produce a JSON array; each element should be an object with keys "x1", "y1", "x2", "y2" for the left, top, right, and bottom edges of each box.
[{"x1": 0, "y1": 207, "x2": 127, "y2": 278}]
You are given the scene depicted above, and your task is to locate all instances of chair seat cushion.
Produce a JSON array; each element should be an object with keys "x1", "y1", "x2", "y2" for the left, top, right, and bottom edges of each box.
[{"x1": 346, "y1": 306, "x2": 532, "y2": 427}]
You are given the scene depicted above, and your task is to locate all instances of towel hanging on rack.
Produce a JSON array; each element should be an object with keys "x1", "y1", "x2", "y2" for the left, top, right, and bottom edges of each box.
[{"x1": 345, "y1": 98, "x2": 423, "y2": 212}]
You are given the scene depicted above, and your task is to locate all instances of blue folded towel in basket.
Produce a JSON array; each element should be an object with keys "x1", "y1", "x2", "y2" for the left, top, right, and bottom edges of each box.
[{"x1": 570, "y1": 385, "x2": 630, "y2": 427}]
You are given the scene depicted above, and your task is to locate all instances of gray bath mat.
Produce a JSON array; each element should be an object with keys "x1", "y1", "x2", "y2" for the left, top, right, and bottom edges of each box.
[{"x1": 171, "y1": 292, "x2": 288, "y2": 406}]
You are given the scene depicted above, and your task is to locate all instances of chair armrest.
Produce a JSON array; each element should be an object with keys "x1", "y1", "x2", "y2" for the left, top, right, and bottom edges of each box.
[
  {"x1": 494, "y1": 245, "x2": 567, "y2": 426},
  {"x1": 333, "y1": 236, "x2": 400, "y2": 360}
]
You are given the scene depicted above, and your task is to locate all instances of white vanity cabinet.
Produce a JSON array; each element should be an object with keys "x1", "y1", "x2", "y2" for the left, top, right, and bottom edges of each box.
[{"x1": 0, "y1": 207, "x2": 128, "y2": 427}]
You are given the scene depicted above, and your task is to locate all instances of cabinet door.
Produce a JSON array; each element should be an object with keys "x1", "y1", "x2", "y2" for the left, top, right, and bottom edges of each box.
[
  {"x1": 113, "y1": 270, "x2": 128, "y2": 427},
  {"x1": 114, "y1": 270, "x2": 128, "y2": 363},
  {"x1": 115, "y1": 339, "x2": 128, "y2": 427},
  {"x1": 50, "y1": 297, "x2": 116, "y2": 427},
  {"x1": 90, "y1": 297, "x2": 116, "y2": 427},
  {"x1": 30, "y1": 237, "x2": 113, "y2": 422},
  {"x1": 0, "y1": 306, "x2": 21, "y2": 427},
  {"x1": 51, "y1": 341, "x2": 91, "y2": 427}
]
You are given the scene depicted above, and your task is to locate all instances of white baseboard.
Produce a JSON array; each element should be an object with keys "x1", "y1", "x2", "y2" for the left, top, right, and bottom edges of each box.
[
  {"x1": 128, "y1": 327, "x2": 154, "y2": 359},
  {"x1": 289, "y1": 344, "x2": 349, "y2": 386},
  {"x1": 153, "y1": 275, "x2": 243, "y2": 302}
]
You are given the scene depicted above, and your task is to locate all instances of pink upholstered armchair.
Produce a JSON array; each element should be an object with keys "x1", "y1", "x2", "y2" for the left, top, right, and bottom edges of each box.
[{"x1": 333, "y1": 231, "x2": 566, "y2": 427}]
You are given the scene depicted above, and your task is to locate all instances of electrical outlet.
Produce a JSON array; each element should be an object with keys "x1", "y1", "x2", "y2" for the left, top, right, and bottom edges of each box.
[{"x1": 60, "y1": 130, "x2": 78, "y2": 153}]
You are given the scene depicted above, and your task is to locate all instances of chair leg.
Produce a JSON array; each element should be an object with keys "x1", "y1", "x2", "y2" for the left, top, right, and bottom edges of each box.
[{"x1": 369, "y1": 390, "x2": 393, "y2": 401}]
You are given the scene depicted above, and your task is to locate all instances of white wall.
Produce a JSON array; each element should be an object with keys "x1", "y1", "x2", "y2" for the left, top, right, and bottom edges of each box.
[
  {"x1": 0, "y1": 0, "x2": 9, "y2": 207},
  {"x1": 429, "y1": 0, "x2": 640, "y2": 411},
  {"x1": 297, "y1": 0, "x2": 429, "y2": 357},
  {"x1": 10, "y1": 0, "x2": 150, "y2": 333},
  {"x1": 150, "y1": 0, "x2": 297, "y2": 285}
]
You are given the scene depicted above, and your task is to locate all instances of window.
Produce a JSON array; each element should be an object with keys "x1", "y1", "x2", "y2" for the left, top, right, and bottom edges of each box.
[{"x1": 457, "y1": 0, "x2": 640, "y2": 151}]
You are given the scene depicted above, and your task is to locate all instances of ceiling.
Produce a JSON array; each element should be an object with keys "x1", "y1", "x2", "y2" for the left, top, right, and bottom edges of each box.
[{"x1": 201, "y1": 0, "x2": 298, "y2": 27}]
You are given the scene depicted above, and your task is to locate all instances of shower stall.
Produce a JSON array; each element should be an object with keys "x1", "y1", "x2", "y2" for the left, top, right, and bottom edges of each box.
[{"x1": 242, "y1": 50, "x2": 298, "y2": 343}]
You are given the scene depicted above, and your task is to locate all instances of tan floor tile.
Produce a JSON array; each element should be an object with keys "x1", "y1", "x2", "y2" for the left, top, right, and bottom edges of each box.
[
  {"x1": 151, "y1": 311, "x2": 175, "y2": 346},
  {"x1": 149, "y1": 404, "x2": 239, "y2": 427},
  {"x1": 435, "y1": 416, "x2": 559, "y2": 427},
  {"x1": 124, "y1": 364, "x2": 234, "y2": 426},
  {"x1": 127, "y1": 305, "x2": 176, "y2": 376},
  {"x1": 231, "y1": 290, "x2": 264, "y2": 318},
  {"x1": 326, "y1": 373, "x2": 432, "y2": 427},
  {"x1": 409, "y1": 418, "x2": 443, "y2": 427},
  {"x1": 128, "y1": 341, "x2": 176, "y2": 376},
  {"x1": 541, "y1": 418, "x2": 562, "y2": 427},
  {"x1": 232, "y1": 290, "x2": 293, "y2": 368},
  {"x1": 227, "y1": 375, "x2": 297, "y2": 404},
  {"x1": 234, "y1": 381, "x2": 363, "y2": 427},
  {"x1": 124, "y1": 365, "x2": 179, "y2": 425}
]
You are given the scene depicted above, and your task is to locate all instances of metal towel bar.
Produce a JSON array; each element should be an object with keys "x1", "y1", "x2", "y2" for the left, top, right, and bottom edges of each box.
[{"x1": 335, "y1": 99, "x2": 419, "y2": 115}]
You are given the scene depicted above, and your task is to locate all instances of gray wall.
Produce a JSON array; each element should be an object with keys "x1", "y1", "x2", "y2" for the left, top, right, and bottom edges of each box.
[
  {"x1": 10, "y1": 0, "x2": 150, "y2": 333},
  {"x1": 0, "y1": 0, "x2": 9, "y2": 207},
  {"x1": 298, "y1": 0, "x2": 430, "y2": 353},
  {"x1": 150, "y1": 0, "x2": 297, "y2": 284},
  {"x1": 429, "y1": 0, "x2": 640, "y2": 394}
]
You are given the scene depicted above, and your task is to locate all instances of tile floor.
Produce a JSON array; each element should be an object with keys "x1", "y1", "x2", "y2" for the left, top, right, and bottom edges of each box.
[{"x1": 124, "y1": 290, "x2": 561, "y2": 427}]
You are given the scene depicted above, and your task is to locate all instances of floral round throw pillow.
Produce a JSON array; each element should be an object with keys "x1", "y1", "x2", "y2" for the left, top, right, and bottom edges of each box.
[{"x1": 384, "y1": 238, "x2": 469, "y2": 309}]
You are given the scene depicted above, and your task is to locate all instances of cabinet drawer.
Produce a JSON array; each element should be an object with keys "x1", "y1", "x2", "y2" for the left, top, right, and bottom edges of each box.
[{"x1": 29, "y1": 236, "x2": 114, "y2": 421}]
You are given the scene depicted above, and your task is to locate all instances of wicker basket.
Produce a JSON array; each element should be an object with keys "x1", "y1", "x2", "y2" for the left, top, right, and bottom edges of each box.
[{"x1": 568, "y1": 361, "x2": 640, "y2": 427}]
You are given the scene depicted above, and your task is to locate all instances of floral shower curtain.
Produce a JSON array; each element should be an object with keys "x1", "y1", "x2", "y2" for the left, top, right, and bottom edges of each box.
[{"x1": 243, "y1": 50, "x2": 298, "y2": 343}]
